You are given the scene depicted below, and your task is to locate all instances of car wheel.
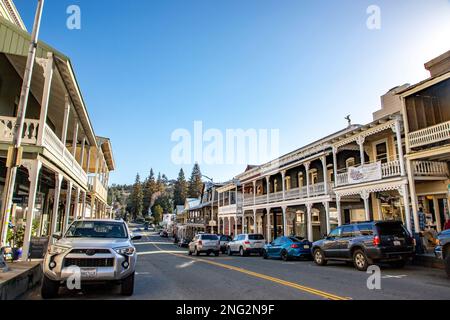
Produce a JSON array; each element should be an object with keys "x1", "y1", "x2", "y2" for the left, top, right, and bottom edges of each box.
[
  {"x1": 281, "y1": 250, "x2": 289, "y2": 262},
  {"x1": 207, "y1": 252, "x2": 211, "y2": 256},
  {"x1": 353, "y1": 249, "x2": 369, "y2": 271},
  {"x1": 195, "y1": 247, "x2": 200, "y2": 256},
  {"x1": 263, "y1": 249, "x2": 269, "y2": 259},
  {"x1": 41, "y1": 275, "x2": 60, "y2": 299},
  {"x1": 313, "y1": 249, "x2": 327, "y2": 266},
  {"x1": 121, "y1": 272, "x2": 135, "y2": 296},
  {"x1": 389, "y1": 259, "x2": 407, "y2": 269},
  {"x1": 239, "y1": 247, "x2": 245, "y2": 257},
  {"x1": 214, "y1": 251, "x2": 220, "y2": 257},
  {"x1": 188, "y1": 249, "x2": 192, "y2": 256},
  {"x1": 227, "y1": 247, "x2": 232, "y2": 256}
]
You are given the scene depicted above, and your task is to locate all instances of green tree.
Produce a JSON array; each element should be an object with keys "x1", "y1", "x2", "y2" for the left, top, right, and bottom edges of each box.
[
  {"x1": 143, "y1": 169, "x2": 157, "y2": 215},
  {"x1": 173, "y1": 168, "x2": 188, "y2": 206},
  {"x1": 152, "y1": 204, "x2": 164, "y2": 225},
  {"x1": 188, "y1": 163, "x2": 203, "y2": 198},
  {"x1": 130, "y1": 173, "x2": 144, "y2": 220}
]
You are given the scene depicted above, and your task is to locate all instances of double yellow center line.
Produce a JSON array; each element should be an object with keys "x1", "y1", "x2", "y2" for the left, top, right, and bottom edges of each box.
[{"x1": 150, "y1": 243, "x2": 350, "y2": 301}]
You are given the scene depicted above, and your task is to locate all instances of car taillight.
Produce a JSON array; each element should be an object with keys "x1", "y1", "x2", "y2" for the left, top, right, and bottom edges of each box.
[
  {"x1": 373, "y1": 236, "x2": 380, "y2": 246},
  {"x1": 198, "y1": 240, "x2": 202, "y2": 245},
  {"x1": 291, "y1": 244, "x2": 299, "y2": 249},
  {"x1": 244, "y1": 241, "x2": 251, "y2": 245}
]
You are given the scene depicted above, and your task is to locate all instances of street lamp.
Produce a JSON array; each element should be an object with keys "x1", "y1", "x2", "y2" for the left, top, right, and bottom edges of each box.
[{"x1": 0, "y1": 0, "x2": 45, "y2": 270}]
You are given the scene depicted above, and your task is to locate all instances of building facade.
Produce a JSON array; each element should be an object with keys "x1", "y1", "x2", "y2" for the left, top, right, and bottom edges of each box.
[{"x1": 0, "y1": 2, "x2": 115, "y2": 259}]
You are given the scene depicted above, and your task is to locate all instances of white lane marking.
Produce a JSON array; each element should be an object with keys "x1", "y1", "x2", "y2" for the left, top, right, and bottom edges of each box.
[
  {"x1": 136, "y1": 272, "x2": 151, "y2": 275},
  {"x1": 382, "y1": 275, "x2": 408, "y2": 279},
  {"x1": 137, "y1": 250, "x2": 186, "y2": 256},
  {"x1": 176, "y1": 261, "x2": 196, "y2": 269}
]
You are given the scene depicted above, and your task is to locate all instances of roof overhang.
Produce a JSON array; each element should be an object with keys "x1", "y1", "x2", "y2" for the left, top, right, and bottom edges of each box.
[
  {"x1": 397, "y1": 71, "x2": 450, "y2": 98},
  {"x1": 97, "y1": 136, "x2": 115, "y2": 171}
]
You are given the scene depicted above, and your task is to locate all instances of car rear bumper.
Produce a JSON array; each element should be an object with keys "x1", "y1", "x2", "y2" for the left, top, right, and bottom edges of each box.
[
  {"x1": 289, "y1": 249, "x2": 312, "y2": 258},
  {"x1": 244, "y1": 248, "x2": 263, "y2": 254},
  {"x1": 198, "y1": 246, "x2": 220, "y2": 253},
  {"x1": 366, "y1": 247, "x2": 414, "y2": 261}
]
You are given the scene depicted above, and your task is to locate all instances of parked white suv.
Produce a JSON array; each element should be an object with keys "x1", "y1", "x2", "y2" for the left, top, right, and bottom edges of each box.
[
  {"x1": 227, "y1": 234, "x2": 265, "y2": 256},
  {"x1": 188, "y1": 234, "x2": 220, "y2": 256},
  {"x1": 41, "y1": 219, "x2": 141, "y2": 299}
]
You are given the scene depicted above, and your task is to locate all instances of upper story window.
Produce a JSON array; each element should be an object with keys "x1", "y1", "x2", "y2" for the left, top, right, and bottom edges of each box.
[
  {"x1": 346, "y1": 157, "x2": 356, "y2": 168},
  {"x1": 310, "y1": 169, "x2": 318, "y2": 185},
  {"x1": 374, "y1": 141, "x2": 388, "y2": 163},
  {"x1": 285, "y1": 176, "x2": 291, "y2": 191}
]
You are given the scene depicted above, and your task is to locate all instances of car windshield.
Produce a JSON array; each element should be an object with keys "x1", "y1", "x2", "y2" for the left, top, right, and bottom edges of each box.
[
  {"x1": 66, "y1": 221, "x2": 128, "y2": 239},
  {"x1": 201, "y1": 235, "x2": 219, "y2": 240},
  {"x1": 377, "y1": 223, "x2": 407, "y2": 237},
  {"x1": 249, "y1": 234, "x2": 264, "y2": 240},
  {"x1": 289, "y1": 237, "x2": 305, "y2": 242}
]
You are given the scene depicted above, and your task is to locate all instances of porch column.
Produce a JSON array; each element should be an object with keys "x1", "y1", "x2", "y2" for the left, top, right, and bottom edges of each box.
[
  {"x1": 50, "y1": 174, "x2": 63, "y2": 237},
  {"x1": 433, "y1": 196, "x2": 442, "y2": 232},
  {"x1": 336, "y1": 195, "x2": 343, "y2": 226},
  {"x1": 332, "y1": 147, "x2": 338, "y2": 187},
  {"x1": 406, "y1": 159, "x2": 420, "y2": 232},
  {"x1": 253, "y1": 181, "x2": 256, "y2": 206},
  {"x1": 73, "y1": 186, "x2": 80, "y2": 220},
  {"x1": 266, "y1": 209, "x2": 272, "y2": 242},
  {"x1": 86, "y1": 146, "x2": 92, "y2": 174},
  {"x1": 223, "y1": 218, "x2": 225, "y2": 235},
  {"x1": 266, "y1": 176, "x2": 270, "y2": 203},
  {"x1": 282, "y1": 171, "x2": 286, "y2": 201},
  {"x1": 72, "y1": 120, "x2": 79, "y2": 158},
  {"x1": 361, "y1": 191, "x2": 371, "y2": 221},
  {"x1": 394, "y1": 119, "x2": 406, "y2": 176},
  {"x1": 63, "y1": 181, "x2": 73, "y2": 233},
  {"x1": 401, "y1": 184, "x2": 412, "y2": 234},
  {"x1": 228, "y1": 218, "x2": 231, "y2": 236},
  {"x1": 81, "y1": 191, "x2": 87, "y2": 220},
  {"x1": 61, "y1": 96, "x2": 71, "y2": 146},
  {"x1": 253, "y1": 209, "x2": 257, "y2": 234},
  {"x1": 37, "y1": 52, "x2": 54, "y2": 145},
  {"x1": 306, "y1": 203, "x2": 313, "y2": 242},
  {"x1": 235, "y1": 217, "x2": 238, "y2": 235},
  {"x1": 282, "y1": 206, "x2": 287, "y2": 236},
  {"x1": 322, "y1": 156, "x2": 329, "y2": 194},
  {"x1": 80, "y1": 136, "x2": 86, "y2": 168},
  {"x1": 21, "y1": 160, "x2": 42, "y2": 260},
  {"x1": 305, "y1": 162, "x2": 311, "y2": 198},
  {"x1": 323, "y1": 201, "x2": 331, "y2": 235},
  {"x1": 357, "y1": 136, "x2": 366, "y2": 166}
]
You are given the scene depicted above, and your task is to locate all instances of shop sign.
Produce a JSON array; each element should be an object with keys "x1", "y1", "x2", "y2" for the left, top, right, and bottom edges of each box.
[
  {"x1": 29, "y1": 237, "x2": 50, "y2": 259},
  {"x1": 209, "y1": 220, "x2": 217, "y2": 227},
  {"x1": 348, "y1": 162, "x2": 382, "y2": 184}
]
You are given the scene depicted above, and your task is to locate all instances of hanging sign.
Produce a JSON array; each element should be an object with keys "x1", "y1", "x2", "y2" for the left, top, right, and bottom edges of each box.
[{"x1": 348, "y1": 162, "x2": 382, "y2": 184}]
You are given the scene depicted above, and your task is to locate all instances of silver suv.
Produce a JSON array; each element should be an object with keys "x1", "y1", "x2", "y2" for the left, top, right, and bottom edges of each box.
[
  {"x1": 41, "y1": 219, "x2": 141, "y2": 299},
  {"x1": 227, "y1": 234, "x2": 265, "y2": 256},
  {"x1": 188, "y1": 234, "x2": 220, "y2": 256}
]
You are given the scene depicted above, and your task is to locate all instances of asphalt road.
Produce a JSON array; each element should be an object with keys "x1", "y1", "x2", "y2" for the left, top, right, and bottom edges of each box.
[{"x1": 23, "y1": 232, "x2": 450, "y2": 300}]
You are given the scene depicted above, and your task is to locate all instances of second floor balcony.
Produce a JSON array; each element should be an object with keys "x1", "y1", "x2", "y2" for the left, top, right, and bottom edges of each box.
[{"x1": 88, "y1": 175, "x2": 108, "y2": 203}]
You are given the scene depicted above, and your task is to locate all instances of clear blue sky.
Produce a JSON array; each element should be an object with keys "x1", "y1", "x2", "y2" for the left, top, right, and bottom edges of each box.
[{"x1": 14, "y1": 0, "x2": 450, "y2": 184}]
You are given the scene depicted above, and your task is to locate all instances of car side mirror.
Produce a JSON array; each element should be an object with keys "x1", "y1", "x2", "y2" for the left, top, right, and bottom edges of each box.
[
  {"x1": 131, "y1": 235, "x2": 142, "y2": 241},
  {"x1": 52, "y1": 232, "x2": 62, "y2": 240}
]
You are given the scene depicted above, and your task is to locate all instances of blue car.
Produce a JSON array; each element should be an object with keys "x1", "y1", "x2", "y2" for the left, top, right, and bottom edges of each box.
[{"x1": 262, "y1": 236, "x2": 313, "y2": 261}]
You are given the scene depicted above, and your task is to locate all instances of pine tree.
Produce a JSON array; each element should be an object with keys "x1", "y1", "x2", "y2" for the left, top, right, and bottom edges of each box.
[
  {"x1": 173, "y1": 168, "x2": 188, "y2": 206},
  {"x1": 143, "y1": 169, "x2": 157, "y2": 215},
  {"x1": 130, "y1": 173, "x2": 143, "y2": 220},
  {"x1": 188, "y1": 163, "x2": 203, "y2": 198},
  {"x1": 152, "y1": 205, "x2": 163, "y2": 225}
]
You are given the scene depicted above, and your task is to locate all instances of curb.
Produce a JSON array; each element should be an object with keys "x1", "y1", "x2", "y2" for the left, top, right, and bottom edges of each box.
[{"x1": 0, "y1": 263, "x2": 43, "y2": 300}]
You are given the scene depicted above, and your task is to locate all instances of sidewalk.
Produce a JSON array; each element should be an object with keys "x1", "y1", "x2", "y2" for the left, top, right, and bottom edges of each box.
[{"x1": 0, "y1": 260, "x2": 43, "y2": 300}]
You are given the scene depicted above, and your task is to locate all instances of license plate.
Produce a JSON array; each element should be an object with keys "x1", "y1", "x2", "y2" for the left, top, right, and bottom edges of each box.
[
  {"x1": 81, "y1": 268, "x2": 97, "y2": 278},
  {"x1": 393, "y1": 241, "x2": 401, "y2": 246},
  {"x1": 303, "y1": 245, "x2": 310, "y2": 249}
]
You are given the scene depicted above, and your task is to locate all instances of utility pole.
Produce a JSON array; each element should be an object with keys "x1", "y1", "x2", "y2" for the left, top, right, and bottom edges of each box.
[{"x1": 0, "y1": 0, "x2": 45, "y2": 269}]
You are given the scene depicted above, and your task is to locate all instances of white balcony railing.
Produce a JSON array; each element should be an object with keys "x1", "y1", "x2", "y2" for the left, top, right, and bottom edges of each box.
[
  {"x1": 255, "y1": 195, "x2": 267, "y2": 205},
  {"x1": 336, "y1": 160, "x2": 401, "y2": 187},
  {"x1": 88, "y1": 175, "x2": 108, "y2": 202},
  {"x1": 413, "y1": 161, "x2": 449, "y2": 177},
  {"x1": 0, "y1": 116, "x2": 39, "y2": 144},
  {"x1": 409, "y1": 120, "x2": 450, "y2": 148},
  {"x1": 43, "y1": 124, "x2": 88, "y2": 185},
  {"x1": 381, "y1": 160, "x2": 401, "y2": 178}
]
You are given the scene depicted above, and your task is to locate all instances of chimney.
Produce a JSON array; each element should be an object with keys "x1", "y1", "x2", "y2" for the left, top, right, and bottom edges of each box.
[{"x1": 425, "y1": 50, "x2": 450, "y2": 77}]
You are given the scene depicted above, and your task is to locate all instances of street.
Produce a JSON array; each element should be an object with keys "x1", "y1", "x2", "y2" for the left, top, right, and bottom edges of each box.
[{"x1": 23, "y1": 232, "x2": 450, "y2": 300}]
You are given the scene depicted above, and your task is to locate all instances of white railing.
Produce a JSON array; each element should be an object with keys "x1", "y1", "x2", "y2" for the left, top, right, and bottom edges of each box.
[
  {"x1": 88, "y1": 175, "x2": 108, "y2": 202},
  {"x1": 309, "y1": 182, "x2": 326, "y2": 197},
  {"x1": 414, "y1": 161, "x2": 449, "y2": 177},
  {"x1": 43, "y1": 125, "x2": 88, "y2": 185},
  {"x1": 285, "y1": 187, "x2": 301, "y2": 200},
  {"x1": 255, "y1": 195, "x2": 267, "y2": 205},
  {"x1": 336, "y1": 160, "x2": 401, "y2": 187},
  {"x1": 0, "y1": 116, "x2": 39, "y2": 144},
  {"x1": 381, "y1": 160, "x2": 401, "y2": 178},
  {"x1": 268, "y1": 191, "x2": 284, "y2": 203},
  {"x1": 409, "y1": 120, "x2": 450, "y2": 148},
  {"x1": 243, "y1": 196, "x2": 253, "y2": 206}
]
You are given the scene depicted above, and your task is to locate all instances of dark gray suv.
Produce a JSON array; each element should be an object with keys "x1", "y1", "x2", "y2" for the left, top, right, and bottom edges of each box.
[
  {"x1": 312, "y1": 221, "x2": 414, "y2": 271},
  {"x1": 435, "y1": 229, "x2": 450, "y2": 278}
]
